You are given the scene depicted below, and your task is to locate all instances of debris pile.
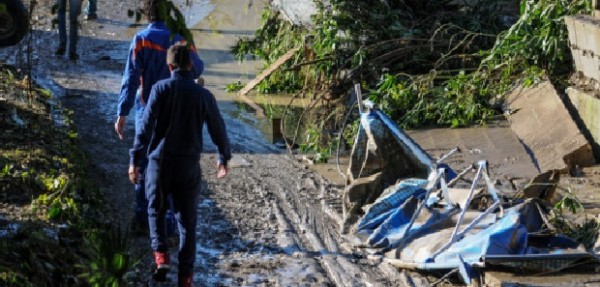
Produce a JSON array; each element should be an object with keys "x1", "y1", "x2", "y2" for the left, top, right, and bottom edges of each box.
[{"x1": 341, "y1": 102, "x2": 600, "y2": 285}]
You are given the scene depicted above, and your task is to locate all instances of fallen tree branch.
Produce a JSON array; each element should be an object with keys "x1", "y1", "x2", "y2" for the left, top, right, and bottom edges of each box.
[
  {"x1": 282, "y1": 56, "x2": 335, "y2": 72},
  {"x1": 238, "y1": 47, "x2": 299, "y2": 97},
  {"x1": 237, "y1": 47, "x2": 300, "y2": 117}
]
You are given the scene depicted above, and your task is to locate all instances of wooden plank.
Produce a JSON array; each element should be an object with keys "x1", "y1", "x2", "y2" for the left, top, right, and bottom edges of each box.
[
  {"x1": 238, "y1": 47, "x2": 299, "y2": 97},
  {"x1": 238, "y1": 48, "x2": 299, "y2": 117}
]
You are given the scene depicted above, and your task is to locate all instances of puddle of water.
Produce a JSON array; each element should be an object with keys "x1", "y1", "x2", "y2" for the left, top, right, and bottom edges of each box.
[{"x1": 232, "y1": 99, "x2": 306, "y2": 145}]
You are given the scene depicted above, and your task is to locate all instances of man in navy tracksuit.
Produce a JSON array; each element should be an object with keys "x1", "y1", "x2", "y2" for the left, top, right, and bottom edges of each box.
[
  {"x1": 129, "y1": 44, "x2": 231, "y2": 287},
  {"x1": 115, "y1": 0, "x2": 204, "y2": 235}
]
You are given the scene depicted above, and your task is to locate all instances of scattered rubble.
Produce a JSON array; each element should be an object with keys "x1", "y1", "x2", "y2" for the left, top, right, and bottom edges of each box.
[{"x1": 340, "y1": 98, "x2": 600, "y2": 285}]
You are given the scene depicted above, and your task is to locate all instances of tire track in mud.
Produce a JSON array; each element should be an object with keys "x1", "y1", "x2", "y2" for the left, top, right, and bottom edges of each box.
[
  {"x1": 0, "y1": 0, "x2": 416, "y2": 285},
  {"x1": 279, "y1": 172, "x2": 378, "y2": 286},
  {"x1": 197, "y1": 135, "x2": 405, "y2": 287}
]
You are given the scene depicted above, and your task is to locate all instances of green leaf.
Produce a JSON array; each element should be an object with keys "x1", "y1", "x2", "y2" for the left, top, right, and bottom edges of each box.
[{"x1": 48, "y1": 205, "x2": 61, "y2": 219}]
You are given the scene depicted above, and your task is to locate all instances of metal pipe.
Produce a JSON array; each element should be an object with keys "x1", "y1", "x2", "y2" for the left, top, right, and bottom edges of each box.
[
  {"x1": 354, "y1": 82, "x2": 364, "y2": 113},
  {"x1": 428, "y1": 161, "x2": 485, "y2": 259},
  {"x1": 456, "y1": 201, "x2": 500, "y2": 239},
  {"x1": 436, "y1": 146, "x2": 460, "y2": 165},
  {"x1": 447, "y1": 164, "x2": 474, "y2": 187},
  {"x1": 451, "y1": 160, "x2": 486, "y2": 238},
  {"x1": 439, "y1": 169, "x2": 454, "y2": 210}
]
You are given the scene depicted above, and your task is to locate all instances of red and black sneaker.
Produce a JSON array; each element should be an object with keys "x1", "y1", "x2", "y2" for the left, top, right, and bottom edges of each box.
[
  {"x1": 178, "y1": 273, "x2": 193, "y2": 287},
  {"x1": 152, "y1": 251, "x2": 170, "y2": 282}
]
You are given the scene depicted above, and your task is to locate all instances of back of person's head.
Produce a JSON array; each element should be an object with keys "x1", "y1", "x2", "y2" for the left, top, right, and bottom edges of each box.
[
  {"x1": 167, "y1": 44, "x2": 191, "y2": 70},
  {"x1": 144, "y1": 0, "x2": 164, "y2": 21}
]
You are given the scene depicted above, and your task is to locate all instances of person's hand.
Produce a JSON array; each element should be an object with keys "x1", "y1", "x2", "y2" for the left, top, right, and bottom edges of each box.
[
  {"x1": 217, "y1": 164, "x2": 228, "y2": 179},
  {"x1": 115, "y1": 116, "x2": 126, "y2": 140},
  {"x1": 128, "y1": 165, "x2": 141, "y2": 184}
]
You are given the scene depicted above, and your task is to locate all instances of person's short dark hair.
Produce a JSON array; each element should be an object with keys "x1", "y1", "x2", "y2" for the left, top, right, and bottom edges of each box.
[
  {"x1": 143, "y1": 0, "x2": 163, "y2": 21},
  {"x1": 167, "y1": 44, "x2": 191, "y2": 69}
]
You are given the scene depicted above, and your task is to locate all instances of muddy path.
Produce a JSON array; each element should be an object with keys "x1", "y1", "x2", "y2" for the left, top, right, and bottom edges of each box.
[{"x1": 1, "y1": 0, "x2": 420, "y2": 285}]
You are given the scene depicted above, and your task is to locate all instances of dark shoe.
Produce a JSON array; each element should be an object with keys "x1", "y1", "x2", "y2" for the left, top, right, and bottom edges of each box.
[
  {"x1": 84, "y1": 13, "x2": 98, "y2": 20},
  {"x1": 152, "y1": 251, "x2": 170, "y2": 282},
  {"x1": 178, "y1": 273, "x2": 193, "y2": 287},
  {"x1": 68, "y1": 52, "x2": 79, "y2": 61},
  {"x1": 55, "y1": 47, "x2": 65, "y2": 56}
]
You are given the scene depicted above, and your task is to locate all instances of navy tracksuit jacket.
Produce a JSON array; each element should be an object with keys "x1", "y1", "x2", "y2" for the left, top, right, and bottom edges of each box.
[{"x1": 129, "y1": 69, "x2": 231, "y2": 276}]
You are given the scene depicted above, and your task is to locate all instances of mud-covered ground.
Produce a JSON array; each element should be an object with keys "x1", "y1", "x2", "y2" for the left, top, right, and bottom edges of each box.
[
  {"x1": 2, "y1": 0, "x2": 599, "y2": 286},
  {"x1": 1, "y1": 0, "x2": 425, "y2": 285}
]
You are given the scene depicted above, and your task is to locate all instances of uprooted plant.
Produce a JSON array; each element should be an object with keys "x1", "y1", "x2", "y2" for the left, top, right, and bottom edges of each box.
[
  {"x1": 232, "y1": 0, "x2": 591, "y2": 159},
  {"x1": 550, "y1": 190, "x2": 600, "y2": 250}
]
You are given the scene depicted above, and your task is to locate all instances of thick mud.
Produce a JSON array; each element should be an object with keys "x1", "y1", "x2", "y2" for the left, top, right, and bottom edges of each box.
[
  {"x1": 1, "y1": 0, "x2": 418, "y2": 286},
  {"x1": 3, "y1": 0, "x2": 598, "y2": 286}
]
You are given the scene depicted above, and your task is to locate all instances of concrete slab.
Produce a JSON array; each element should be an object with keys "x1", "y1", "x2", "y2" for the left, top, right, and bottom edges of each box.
[
  {"x1": 567, "y1": 87, "x2": 600, "y2": 154},
  {"x1": 564, "y1": 16, "x2": 578, "y2": 49},
  {"x1": 407, "y1": 122, "x2": 540, "y2": 180},
  {"x1": 574, "y1": 16, "x2": 593, "y2": 52},
  {"x1": 505, "y1": 81, "x2": 595, "y2": 173},
  {"x1": 566, "y1": 15, "x2": 600, "y2": 81},
  {"x1": 569, "y1": 48, "x2": 599, "y2": 81}
]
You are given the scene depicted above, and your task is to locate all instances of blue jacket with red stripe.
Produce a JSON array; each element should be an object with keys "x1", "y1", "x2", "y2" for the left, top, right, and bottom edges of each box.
[{"x1": 117, "y1": 21, "x2": 204, "y2": 117}]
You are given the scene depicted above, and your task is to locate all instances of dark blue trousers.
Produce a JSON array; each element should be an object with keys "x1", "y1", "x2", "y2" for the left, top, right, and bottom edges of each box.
[
  {"x1": 146, "y1": 157, "x2": 200, "y2": 276},
  {"x1": 134, "y1": 98, "x2": 176, "y2": 235}
]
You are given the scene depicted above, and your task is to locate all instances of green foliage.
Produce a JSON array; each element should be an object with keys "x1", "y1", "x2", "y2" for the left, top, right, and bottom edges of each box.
[
  {"x1": 158, "y1": 1, "x2": 194, "y2": 45},
  {"x1": 0, "y1": 225, "x2": 84, "y2": 286},
  {"x1": 550, "y1": 191, "x2": 600, "y2": 250},
  {"x1": 483, "y1": 0, "x2": 590, "y2": 78},
  {"x1": 79, "y1": 226, "x2": 135, "y2": 287},
  {"x1": 553, "y1": 192, "x2": 584, "y2": 215},
  {"x1": 231, "y1": 8, "x2": 306, "y2": 93},
  {"x1": 225, "y1": 81, "x2": 244, "y2": 92},
  {"x1": 299, "y1": 126, "x2": 338, "y2": 163},
  {"x1": 236, "y1": 0, "x2": 591, "y2": 131},
  {"x1": 0, "y1": 68, "x2": 131, "y2": 285},
  {"x1": 235, "y1": 0, "x2": 591, "y2": 159},
  {"x1": 368, "y1": 72, "x2": 494, "y2": 128}
]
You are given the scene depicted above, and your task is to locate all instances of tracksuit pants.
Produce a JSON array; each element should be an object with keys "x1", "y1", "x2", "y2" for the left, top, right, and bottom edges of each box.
[
  {"x1": 134, "y1": 98, "x2": 177, "y2": 235},
  {"x1": 146, "y1": 157, "x2": 200, "y2": 276}
]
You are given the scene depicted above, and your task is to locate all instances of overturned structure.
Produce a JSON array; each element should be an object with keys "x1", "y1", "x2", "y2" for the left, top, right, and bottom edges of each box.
[{"x1": 341, "y1": 100, "x2": 600, "y2": 285}]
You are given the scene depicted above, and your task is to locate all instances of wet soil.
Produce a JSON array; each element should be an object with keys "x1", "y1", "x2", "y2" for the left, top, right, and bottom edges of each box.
[
  {"x1": 2, "y1": 0, "x2": 599, "y2": 286},
  {"x1": 1, "y1": 0, "x2": 416, "y2": 285}
]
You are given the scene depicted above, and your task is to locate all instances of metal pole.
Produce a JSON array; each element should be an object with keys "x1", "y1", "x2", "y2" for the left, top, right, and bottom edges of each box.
[{"x1": 354, "y1": 82, "x2": 364, "y2": 113}]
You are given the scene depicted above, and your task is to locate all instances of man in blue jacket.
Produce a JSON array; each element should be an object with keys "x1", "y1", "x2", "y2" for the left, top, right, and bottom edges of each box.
[
  {"x1": 129, "y1": 44, "x2": 231, "y2": 287},
  {"x1": 115, "y1": 0, "x2": 204, "y2": 235}
]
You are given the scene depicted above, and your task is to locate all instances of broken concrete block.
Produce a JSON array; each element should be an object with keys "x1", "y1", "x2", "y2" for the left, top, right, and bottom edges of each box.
[
  {"x1": 564, "y1": 16, "x2": 577, "y2": 47},
  {"x1": 565, "y1": 15, "x2": 600, "y2": 81},
  {"x1": 506, "y1": 81, "x2": 595, "y2": 172},
  {"x1": 567, "y1": 87, "x2": 600, "y2": 155}
]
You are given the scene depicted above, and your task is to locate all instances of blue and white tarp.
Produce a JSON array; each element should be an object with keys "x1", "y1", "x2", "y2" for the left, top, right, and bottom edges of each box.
[{"x1": 343, "y1": 108, "x2": 596, "y2": 284}]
